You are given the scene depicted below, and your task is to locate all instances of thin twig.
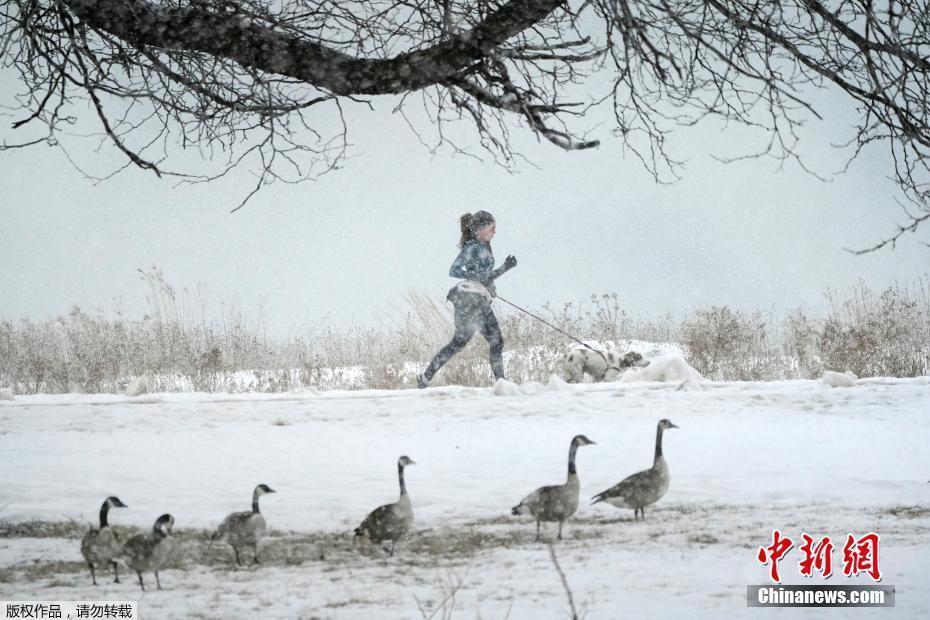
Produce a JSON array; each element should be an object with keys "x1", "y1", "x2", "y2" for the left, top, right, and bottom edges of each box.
[{"x1": 548, "y1": 543, "x2": 579, "y2": 620}]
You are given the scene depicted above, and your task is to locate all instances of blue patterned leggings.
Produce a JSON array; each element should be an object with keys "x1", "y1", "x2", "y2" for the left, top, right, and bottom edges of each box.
[{"x1": 423, "y1": 292, "x2": 504, "y2": 381}]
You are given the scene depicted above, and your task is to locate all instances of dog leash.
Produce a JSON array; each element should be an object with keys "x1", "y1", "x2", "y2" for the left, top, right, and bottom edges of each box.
[{"x1": 494, "y1": 295, "x2": 621, "y2": 374}]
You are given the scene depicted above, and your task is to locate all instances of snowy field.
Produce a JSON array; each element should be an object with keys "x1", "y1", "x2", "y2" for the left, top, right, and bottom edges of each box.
[{"x1": 1, "y1": 376, "x2": 929, "y2": 619}]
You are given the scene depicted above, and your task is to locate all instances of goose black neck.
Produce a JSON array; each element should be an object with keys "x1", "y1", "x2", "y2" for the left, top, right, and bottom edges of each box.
[
  {"x1": 654, "y1": 425, "x2": 664, "y2": 463},
  {"x1": 252, "y1": 489, "x2": 261, "y2": 514},
  {"x1": 398, "y1": 463, "x2": 407, "y2": 496},
  {"x1": 152, "y1": 524, "x2": 167, "y2": 540},
  {"x1": 99, "y1": 502, "x2": 110, "y2": 528},
  {"x1": 568, "y1": 441, "x2": 579, "y2": 475}
]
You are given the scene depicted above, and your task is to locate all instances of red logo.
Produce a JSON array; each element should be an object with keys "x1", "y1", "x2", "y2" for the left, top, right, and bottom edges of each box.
[
  {"x1": 757, "y1": 531, "x2": 881, "y2": 583},
  {"x1": 799, "y1": 534, "x2": 834, "y2": 578},
  {"x1": 757, "y1": 530, "x2": 794, "y2": 583},
  {"x1": 842, "y1": 532, "x2": 882, "y2": 581}
]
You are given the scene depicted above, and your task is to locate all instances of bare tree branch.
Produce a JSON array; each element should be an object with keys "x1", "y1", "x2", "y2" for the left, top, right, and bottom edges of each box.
[{"x1": 0, "y1": 0, "x2": 927, "y2": 244}]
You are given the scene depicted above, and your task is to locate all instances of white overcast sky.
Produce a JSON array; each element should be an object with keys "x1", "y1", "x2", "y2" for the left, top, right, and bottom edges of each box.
[{"x1": 1, "y1": 69, "x2": 927, "y2": 338}]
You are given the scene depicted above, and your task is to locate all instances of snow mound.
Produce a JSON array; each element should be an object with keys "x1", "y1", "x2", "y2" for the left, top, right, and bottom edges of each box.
[
  {"x1": 519, "y1": 381, "x2": 546, "y2": 395},
  {"x1": 126, "y1": 376, "x2": 151, "y2": 397},
  {"x1": 546, "y1": 374, "x2": 574, "y2": 391},
  {"x1": 675, "y1": 378, "x2": 704, "y2": 391},
  {"x1": 822, "y1": 370, "x2": 858, "y2": 388},
  {"x1": 624, "y1": 339, "x2": 687, "y2": 358},
  {"x1": 493, "y1": 378, "x2": 522, "y2": 396},
  {"x1": 619, "y1": 352, "x2": 703, "y2": 384},
  {"x1": 0, "y1": 388, "x2": 14, "y2": 401}
]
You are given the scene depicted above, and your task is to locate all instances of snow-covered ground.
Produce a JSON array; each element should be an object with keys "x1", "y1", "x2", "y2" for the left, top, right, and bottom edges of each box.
[{"x1": 1, "y1": 376, "x2": 929, "y2": 618}]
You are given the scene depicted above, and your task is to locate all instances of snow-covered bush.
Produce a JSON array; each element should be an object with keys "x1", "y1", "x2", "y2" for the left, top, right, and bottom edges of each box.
[
  {"x1": 782, "y1": 309, "x2": 823, "y2": 378},
  {"x1": 819, "y1": 283, "x2": 930, "y2": 377},
  {"x1": 680, "y1": 306, "x2": 786, "y2": 381}
]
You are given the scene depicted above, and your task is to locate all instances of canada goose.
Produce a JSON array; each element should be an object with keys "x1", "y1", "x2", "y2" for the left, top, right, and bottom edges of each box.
[
  {"x1": 512, "y1": 435, "x2": 596, "y2": 541},
  {"x1": 354, "y1": 456, "x2": 415, "y2": 555},
  {"x1": 80, "y1": 496, "x2": 128, "y2": 585},
  {"x1": 211, "y1": 483, "x2": 276, "y2": 566},
  {"x1": 120, "y1": 513, "x2": 174, "y2": 591},
  {"x1": 592, "y1": 419, "x2": 678, "y2": 519}
]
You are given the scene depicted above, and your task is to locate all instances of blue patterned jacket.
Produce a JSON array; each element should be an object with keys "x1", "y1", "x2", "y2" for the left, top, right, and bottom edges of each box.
[
  {"x1": 449, "y1": 240, "x2": 497, "y2": 281},
  {"x1": 448, "y1": 241, "x2": 512, "y2": 299}
]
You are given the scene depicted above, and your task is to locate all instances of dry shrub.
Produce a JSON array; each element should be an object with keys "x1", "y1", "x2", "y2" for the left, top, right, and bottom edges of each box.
[{"x1": 0, "y1": 274, "x2": 926, "y2": 394}]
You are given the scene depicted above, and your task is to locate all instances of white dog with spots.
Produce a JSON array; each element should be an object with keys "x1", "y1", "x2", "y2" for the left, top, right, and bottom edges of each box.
[{"x1": 561, "y1": 347, "x2": 648, "y2": 383}]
